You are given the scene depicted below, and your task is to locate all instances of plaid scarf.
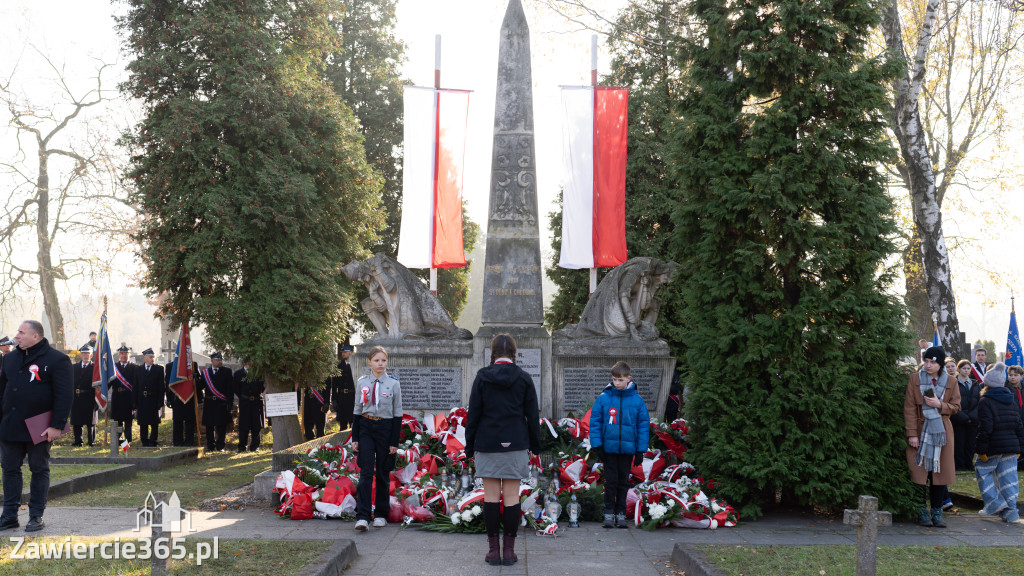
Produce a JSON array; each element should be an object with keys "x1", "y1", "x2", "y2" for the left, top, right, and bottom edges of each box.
[{"x1": 915, "y1": 370, "x2": 947, "y2": 473}]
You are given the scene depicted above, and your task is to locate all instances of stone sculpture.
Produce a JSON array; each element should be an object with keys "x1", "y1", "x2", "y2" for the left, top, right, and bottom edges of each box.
[
  {"x1": 342, "y1": 254, "x2": 472, "y2": 340},
  {"x1": 557, "y1": 257, "x2": 679, "y2": 341}
]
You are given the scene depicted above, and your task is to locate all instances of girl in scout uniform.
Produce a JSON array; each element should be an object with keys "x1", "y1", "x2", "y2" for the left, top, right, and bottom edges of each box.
[{"x1": 352, "y1": 346, "x2": 402, "y2": 531}]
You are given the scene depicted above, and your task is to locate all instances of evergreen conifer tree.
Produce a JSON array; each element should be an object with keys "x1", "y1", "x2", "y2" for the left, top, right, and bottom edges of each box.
[
  {"x1": 672, "y1": 0, "x2": 916, "y2": 515},
  {"x1": 120, "y1": 0, "x2": 381, "y2": 449}
]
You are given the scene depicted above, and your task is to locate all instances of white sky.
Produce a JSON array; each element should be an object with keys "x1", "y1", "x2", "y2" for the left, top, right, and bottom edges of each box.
[{"x1": 0, "y1": 0, "x2": 1021, "y2": 353}]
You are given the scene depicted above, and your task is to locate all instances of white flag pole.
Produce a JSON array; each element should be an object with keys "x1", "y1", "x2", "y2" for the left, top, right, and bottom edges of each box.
[
  {"x1": 430, "y1": 34, "x2": 441, "y2": 296},
  {"x1": 589, "y1": 34, "x2": 599, "y2": 296}
]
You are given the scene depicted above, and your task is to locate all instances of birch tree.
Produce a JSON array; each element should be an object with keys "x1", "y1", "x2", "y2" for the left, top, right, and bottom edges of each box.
[{"x1": 1, "y1": 55, "x2": 129, "y2": 350}]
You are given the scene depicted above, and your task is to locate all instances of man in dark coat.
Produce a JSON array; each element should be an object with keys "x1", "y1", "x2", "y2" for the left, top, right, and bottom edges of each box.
[
  {"x1": 81, "y1": 332, "x2": 97, "y2": 352},
  {"x1": 234, "y1": 361, "x2": 264, "y2": 452},
  {"x1": 329, "y1": 344, "x2": 355, "y2": 430},
  {"x1": 199, "y1": 353, "x2": 232, "y2": 451},
  {"x1": 0, "y1": 320, "x2": 73, "y2": 532},
  {"x1": 70, "y1": 345, "x2": 98, "y2": 446},
  {"x1": 300, "y1": 381, "x2": 331, "y2": 441},
  {"x1": 165, "y1": 357, "x2": 201, "y2": 446},
  {"x1": 110, "y1": 345, "x2": 137, "y2": 444},
  {"x1": 135, "y1": 349, "x2": 165, "y2": 447},
  {"x1": 0, "y1": 336, "x2": 12, "y2": 359}
]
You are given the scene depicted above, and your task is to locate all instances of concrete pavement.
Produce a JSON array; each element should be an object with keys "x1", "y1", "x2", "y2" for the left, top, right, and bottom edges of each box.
[{"x1": 6, "y1": 505, "x2": 1023, "y2": 575}]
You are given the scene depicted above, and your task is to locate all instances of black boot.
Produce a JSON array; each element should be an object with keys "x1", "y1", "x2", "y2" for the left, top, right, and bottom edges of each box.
[
  {"x1": 484, "y1": 502, "x2": 501, "y2": 565},
  {"x1": 502, "y1": 503, "x2": 520, "y2": 566}
]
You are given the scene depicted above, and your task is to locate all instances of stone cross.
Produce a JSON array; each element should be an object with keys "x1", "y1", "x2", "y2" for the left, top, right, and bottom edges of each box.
[
  {"x1": 109, "y1": 420, "x2": 121, "y2": 457},
  {"x1": 151, "y1": 491, "x2": 169, "y2": 576},
  {"x1": 843, "y1": 495, "x2": 891, "y2": 576}
]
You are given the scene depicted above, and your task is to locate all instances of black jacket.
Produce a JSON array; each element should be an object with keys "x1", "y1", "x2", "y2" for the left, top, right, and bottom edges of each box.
[
  {"x1": 975, "y1": 386, "x2": 1024, "y2": 457},
  {"x1": 198, "y1": 365, "x2": 233, "y2": 427},
  {"x1": 70, "y1": 360, "x2": 97, "y2": 426},
  {"x1": 328, "y1": 361, "x2": 354, "y2": 413},
  {"x1": 465, "y1": 363, "x2": 541, "y2": 457},
  {"x1": 110, "y1": 361, "x2": 137, "y2": 421},
  {"x1": 0, "y1": 338, "x2": 73, "y2": 442},
  {"x1": 134, "y1": 363, "x2": 165, "y2": 425},
  {"x1": 951, "y1": 377, "x2": 982, "y2": 425}
]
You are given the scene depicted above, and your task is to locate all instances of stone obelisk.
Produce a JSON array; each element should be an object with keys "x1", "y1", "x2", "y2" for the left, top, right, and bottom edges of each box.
[
  {"x1": 480, "y1": 0, "x2": 544, "y2": 326},
  {"x1": 475, "y1": 0, "x2": 552, "y2": 417}
]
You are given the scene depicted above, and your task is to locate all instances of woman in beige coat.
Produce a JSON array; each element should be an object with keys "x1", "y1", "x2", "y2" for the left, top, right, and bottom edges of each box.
[{"x1": 904, "y1": 346, "x2": 961, "y2": 527}]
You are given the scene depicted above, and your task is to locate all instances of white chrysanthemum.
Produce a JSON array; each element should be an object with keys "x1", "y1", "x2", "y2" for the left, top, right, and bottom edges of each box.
[
  {"x1": 396, "y1": 449, "x2": 406, "y2": 456},
  {"x1": 649, "y1": 504, "x2": 668, "y2": 520},
  {"x1": 695, "y1": 491, "x2": 709, "y2": 504},
  {"x1": 451, "y1": 513, "x2": 462, "y2": 525},
  {"x1": 415, "y1": 434, "x2": 423, "y2": 441},
  {"x1": 472, "y1": 505, "x2": 482, "y2": 515},
  {"x1": 463, "y1": 508, "x2": 475, "y2": 520},
  {"x1": 711, "y1": 501, "x2": 724, "y2": 513}
]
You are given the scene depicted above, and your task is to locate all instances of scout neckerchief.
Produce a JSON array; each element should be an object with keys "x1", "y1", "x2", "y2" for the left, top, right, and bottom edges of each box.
[
  {"x1": 494, "y1": 358, "x2": 513, "y2": 364},
  {"x1": 915, "y1": 370, "x2": 947, "y2": 473},
  {"x1": 203, "y1": 368, "x2": 227, "y2": 401}
]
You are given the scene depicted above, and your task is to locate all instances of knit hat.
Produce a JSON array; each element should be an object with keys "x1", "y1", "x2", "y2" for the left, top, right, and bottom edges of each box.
[
  {"x1": 922, "y1": 346, "x2": 946, "y2": 364},
  {"x1": 983, "y1": 362, "x2": 1007, "y2": 388}
]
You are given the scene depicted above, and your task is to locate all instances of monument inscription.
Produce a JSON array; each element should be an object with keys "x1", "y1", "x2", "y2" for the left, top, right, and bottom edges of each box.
[
  {"x1": 361, "y1": 366, "x2": 462, "y2": 410},
  {"x1": 562, "y1": 367, "x2": 663, "y2": 413}
]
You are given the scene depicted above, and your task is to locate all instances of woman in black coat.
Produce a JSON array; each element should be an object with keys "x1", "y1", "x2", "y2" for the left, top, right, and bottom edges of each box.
[{"x1": 465, "y1": 334, "x2": 540, "y2": 567}]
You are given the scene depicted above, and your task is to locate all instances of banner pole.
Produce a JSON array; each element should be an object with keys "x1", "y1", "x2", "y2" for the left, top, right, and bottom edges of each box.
[
  {"x1": 430, "y1": 34, "x2": 441, "y2": 296},
  {"x1": 589, "y1": 34, "x2": 598, "y2": 295}
]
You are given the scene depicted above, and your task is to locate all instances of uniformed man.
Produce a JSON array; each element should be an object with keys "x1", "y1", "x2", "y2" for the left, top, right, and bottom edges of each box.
[
  {"x1": 165, "y1": 356, "x2": 202, "y2": 447},
  {"x1": 0, "y1": 336, "x2": 13, "y2": 358},
  {"x1": 329, "y1": 344, "x2": 355, "y2": 430},
  {"x1": 233, "y1": 361, "x2": 264, "y2": 452},
  {"x1": 135, "y1": 349, "x2": 165, "y2": 447},
  {"x1": 300, "y1": 381, "x2": 331, "y2": 441},
  {"x1": 70, "y1": 345, "x2": 98, "y2": 446},
  {"x1": 81, "y1": 332, "x2": 97, "y2": 352},
  {"x1": 110, "y1": 345, "x2": 137, "y2": 444},
  {"x1": 199, "y1": 353, "x2": 232, "y2": 451}
]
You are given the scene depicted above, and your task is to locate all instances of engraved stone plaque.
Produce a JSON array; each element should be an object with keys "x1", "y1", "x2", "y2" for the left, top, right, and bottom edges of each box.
[
  {"x1": 360, "y1": 366, "x2": 462, "y2": 410},
  {"x1": 561, "y1": 367, "x2": 663, "y2": 414}
]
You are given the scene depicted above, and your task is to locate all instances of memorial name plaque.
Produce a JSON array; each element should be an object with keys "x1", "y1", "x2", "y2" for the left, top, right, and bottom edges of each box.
[
  {"x1": 561, "y1": 367, "x2": 663, "y2": 414},
  {"x1": 485, "y1": 348, "x2": 542, "y2": 388},
  {"x1": 265, "y1": 392, "x2": 299, "y2": 417},
  {"x1": 360, "y1": 366, "x2": 462, "y2": 410}
]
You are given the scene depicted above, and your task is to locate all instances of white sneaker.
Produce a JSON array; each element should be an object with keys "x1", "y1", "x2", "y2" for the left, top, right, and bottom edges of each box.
[
  {"x1": 355, "y1": 519, "x2": 368, "y2": 531},
  {"x1": 372, "y1": 518, "x2": 387, "y2": 528}
]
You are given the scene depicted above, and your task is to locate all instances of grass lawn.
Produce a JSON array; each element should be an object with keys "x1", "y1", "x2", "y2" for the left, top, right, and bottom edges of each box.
[
  {"x1": 950, "y1": 470, "x2": 982, "y2": 500},
  {"x1": 50, "y1": 447, "x2": 272, "y2": 508},
  {"x1": 0, "y1": 536, "x2": 330, "y2": 575},
  {"x1": 698, "y1": 545, "x2": 1024, "y2": 576}
]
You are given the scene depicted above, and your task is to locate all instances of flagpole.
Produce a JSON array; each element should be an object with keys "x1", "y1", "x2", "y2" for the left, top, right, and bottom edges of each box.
[
  {"x1": 589, "y1": 34, "x2": 598, "y2": 296},
  {"x1": 430, "y1": 34, "x2": 441, "y2": 296}
]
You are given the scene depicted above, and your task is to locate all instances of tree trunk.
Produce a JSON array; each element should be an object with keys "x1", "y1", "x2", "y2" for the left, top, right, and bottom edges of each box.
[
  {"x1": 903, "y1": 236, "x2": 932, "y2": 340},
  {"x1": 35, "y1": 151, "x2": 66, "y2": 350},
  {"x1": 882, "y1": 0, "x2": 964, "y2": 356},
  {"x1": 266, "y1": 375, "x2": 304, "y2": 451}
]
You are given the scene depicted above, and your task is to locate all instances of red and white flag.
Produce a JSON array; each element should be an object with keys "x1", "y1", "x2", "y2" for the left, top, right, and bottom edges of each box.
[
  {"x1": 397, "y1": 85, "x2": 471, "y2": 269},
  {"x1": 558, "y1": 86, "x2": 629, "y2": 269}
]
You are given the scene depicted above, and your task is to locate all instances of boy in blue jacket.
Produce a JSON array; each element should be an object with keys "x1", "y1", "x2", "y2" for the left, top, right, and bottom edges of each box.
[{"x1": 589, "y1": 362, "x2": 650, "y2": 528}]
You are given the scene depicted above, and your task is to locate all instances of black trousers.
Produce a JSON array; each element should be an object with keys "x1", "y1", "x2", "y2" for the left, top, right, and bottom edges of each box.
[
  {"x1": 237, "y1": 404, "x2": 262, "y2": 452},
  {"x1": 953, "y1": 421, "x2": 978, "y2": 470},
  {"x1": 172, "y1": 416, "x2": 196, "y2": 446},
  {"x1": 115, "y1": 419, "x2": 133, "y2": 443},
  {"x1": 355, "y1": 417, "x2": 395, "y2": 521},
  {"x1": 602, "y1": 453, "x2": 633, "y2": 514},
  {"x1": 206, "y1": 424, "x2": 226, "y2": 451},
  {"x1": 0, "y1": 440, "x2": 50, "y2": 519},
  {"x1": 304, "y1": 410, "x2": 326, "y2": 441},
  {"x1": 72, "y1": 424, "x2": 95, "y2": 446},
  {"x1": 139, "y1": 423, "x2": 159, "y2": 447}
]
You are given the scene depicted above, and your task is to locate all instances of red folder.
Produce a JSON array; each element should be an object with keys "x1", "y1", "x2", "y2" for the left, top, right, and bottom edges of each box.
[{"x1": 24, "y1": 411, "x2": 70, "y2": 445}]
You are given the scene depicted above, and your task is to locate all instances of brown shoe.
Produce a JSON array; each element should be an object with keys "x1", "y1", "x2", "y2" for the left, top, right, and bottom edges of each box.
[
  {"x1": 485, "y1": 535, "x2": 501, "y2": 565},
  {"x1": 502, "y1": 534, "x2": 517, "y2": 565}
]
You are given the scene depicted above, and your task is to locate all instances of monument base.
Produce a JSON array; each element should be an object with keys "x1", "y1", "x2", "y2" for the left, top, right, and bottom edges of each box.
[
  {"x1": 474, "y1": 325, "x2": 553, "y2": 417},
  {"x1": 352, "y1": 338, "x2": 475, "y2": 411},
  {"x1": 552, "y1": 336, "x2": 676, "y2": 419}
]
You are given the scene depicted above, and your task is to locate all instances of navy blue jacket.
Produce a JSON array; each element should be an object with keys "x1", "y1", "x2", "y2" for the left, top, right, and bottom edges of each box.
[
  {"x1": 975, "y1": 386, "x2": 1024, "y2": 457},
  {"x1": 0, "y1": 338, "x2": 73, "y2": 442},
  {"x1": 589, "y1": 382, "x2": 650, "y2": 455},
  {"x1": 465, "y1": 363, "x2": 541, "y2": 457}
]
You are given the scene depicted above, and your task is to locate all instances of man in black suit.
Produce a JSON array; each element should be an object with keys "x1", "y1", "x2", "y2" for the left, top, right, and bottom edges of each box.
[
  {"x1": 300, "y1": 381, "x2": 331, "y2": 441},
  {"x1": 199, "y1": 353, "x2": 233, "y2": 451},
  {"x1": 329, "y1": 344, "x2": 356, "y2": 431},
  {"x1": 165, "y1": 355, "x2": 202, "y2": 446},
  {"x1": 0, "y1": 320, "x2": 73, "y2": 532},
  {"x1": 135, "y1": 349, "x2": 165, "y2": 447},
  {"x1": 234, "y1": 361, "x2": 264, "y2": 452},
  {"x1": 110, "y1": 345, "x2": 137, "y2": 444},
  {"x1": 70, "y1": 345, "x2": 98, "y2": 446}
]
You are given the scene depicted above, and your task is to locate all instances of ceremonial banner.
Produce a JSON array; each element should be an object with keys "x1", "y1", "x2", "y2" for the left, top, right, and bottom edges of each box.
[
  {"x1": 558, "y1": 86, "x2": 629, "y2": 269},
  {"x1": 397, "y1": 85, "x2": 471, "y2": 269},
  {"x1": 168, "y1": 320, "x2": 195, "y2": 403},
  {"x1": 90, "y1": 313, "x2": 114, "y2": 411},
  {"x1": 1007, "y1": 309, "x2": 1022, "y2": 368}
]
